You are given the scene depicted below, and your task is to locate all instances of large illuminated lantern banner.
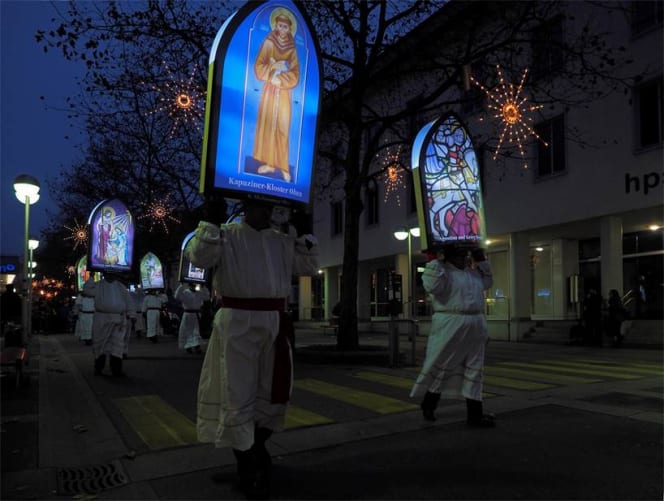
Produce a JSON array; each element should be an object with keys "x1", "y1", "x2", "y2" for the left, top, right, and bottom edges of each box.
[
  {"x1": 178, "y1": 232, "x2": 208, "y2": 284},
  {"x1": 87, "y1": 198, "x2": 135, "y2": 272},
  {"x1": 200, "y1": 0, "x2": 322, "y2": 208},
  {"x1": 140, "y1": 252, "x2": 165, "y2": 290},
  {"x1": 412, "y1": 113, "x2": 487, "y2": 251},
  {"x1": 75, "y1": 255, "x2": 100, "y2": 292}
]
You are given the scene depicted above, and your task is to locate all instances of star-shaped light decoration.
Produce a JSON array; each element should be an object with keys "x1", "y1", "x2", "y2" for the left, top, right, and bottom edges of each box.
[
  {"x1": 138, "y1": 195, "x2": 181, "y2": 233},
  {"x1": 471, "y1": 65, "x2": 547, "y2": 169},
  {"x1": 64, "y1": 219, "x2": 88, "y2": 250},
  {"x1": 146, "y1": 61, "x2": 205, "y2": 138},
  {"x1": 380, "y1": 145, "x2": 406, "y2": 206}
]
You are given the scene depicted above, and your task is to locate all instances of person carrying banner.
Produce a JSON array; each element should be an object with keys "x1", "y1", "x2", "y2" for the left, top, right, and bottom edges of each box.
[
  {"x1": 142, "y1": 289, "x2": 167, "y2": 343},
  {"x1": 175, "y1": 282, "x2": 209, "y2": 354},
  {"x1": 410, "y1": 244, "x2": 495, "y2": 427},
  {"x1": 83, "y1": 273, "x2": 135, "y2": 377},
  {"x1": 186, "y1": 199, "x2": 318, "y2": 500}
]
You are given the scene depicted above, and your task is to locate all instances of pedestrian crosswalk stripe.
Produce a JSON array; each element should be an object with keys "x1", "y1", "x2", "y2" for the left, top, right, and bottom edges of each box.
[
  {"x1": 569, "y1": 359, "x2": 664, "y2": 376},
  {"x1": 285, "y1": 405, "x2": 335, "y2": 429},
  {"x1": 353, "y1": 371, "x2": 497, "y2": 398},
  {"x1": 500, "y1": 362, "x2": 641, "y2": 379},
  {"x1": 353, "y1": 371, "x2": 414, "y2": 389},
  {"x1": 295, "y1": 378, "x2": 418, "y2": 414},
  {"x1": 486, "y1": 366, "x2": 599, "y2": 384},
  {"x1": 483, "y1": 375, "x2": 555, "y2": 390},
  {"x1": 114, "y1": 395, "x2": 197, "y2": 450}
]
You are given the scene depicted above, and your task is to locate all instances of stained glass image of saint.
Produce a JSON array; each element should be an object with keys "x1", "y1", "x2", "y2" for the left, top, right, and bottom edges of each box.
[
  {"x1": 253, "y1": 7, "x2": 300, "y2": 183},
  {"x1": 422, "y1": 115, "x2": 484, "y2": 244},
  {"x1": 88, "y1": 199, "x2": 134, "y2": 271}
]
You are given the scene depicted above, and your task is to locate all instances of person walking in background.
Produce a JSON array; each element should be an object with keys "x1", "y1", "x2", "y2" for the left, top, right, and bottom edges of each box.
[
  {"x1": 582, "y1": 288, "x2": 604, "y2": 346},
  {"x1": 175, "y1": 282, "x2": 209, "y2": 354},
  {"x1": 83, "y1": 273, "x2": 135, "y2": 378},
  {"x1": 186, "y1": 199, "x2": 319, "y2": 500},
  {"x1": 0, "y1": 284, "x2": 22, "y2": 337},
  {"x1": 142, "y1": 289, "x2": 167, "y2": 343},
  {"x1": 410, "y1": 244, "x2": 495, "y2": 427},
  {"x1": 73, "y1": 290, "x2": 95, "y2": 346},
  {"x1": 130, "y1": 288, "x2": 146, "y2": 338},
  {"x1": 606, "y1": 289, "x2": 627, "y2": 348}
]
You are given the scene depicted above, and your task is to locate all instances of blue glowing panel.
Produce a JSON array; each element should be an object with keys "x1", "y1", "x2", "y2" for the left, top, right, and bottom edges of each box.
[
  {"x1": 179, "y1": 232, "x2": 208, "y2": 284},
  {"x1": 201, "y1": 0, "x2": 321, "y2": 207}
]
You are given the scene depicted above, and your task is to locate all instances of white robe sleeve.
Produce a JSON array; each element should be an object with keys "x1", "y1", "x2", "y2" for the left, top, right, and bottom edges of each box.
[
  {"x1": 422, "y1": 260, "x2": 449, "y2": 296},
  {"x1": 475, "y1": 261, "x2": 494, "y2": 290},
  {"x1": 186, "y1": 221, "x2": 222, "y2": 270},
  {"x1": 292, "y1": 234, "x2": 319, "y2": 276}
]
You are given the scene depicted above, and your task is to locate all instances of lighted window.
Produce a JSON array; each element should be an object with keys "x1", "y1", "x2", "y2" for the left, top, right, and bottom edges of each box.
[
  {"x1": 635, "y1": 77, "x2": 663, "y2": 149},
  {"x1": 531, "y1": 245, "x2": 553, "y2": 316},
  {"x1": 486, "y1": 250, "x2": 509, "y2": 319},
  {"x1": 534, "y1": 114, "x2": 566, "y2": 178}
]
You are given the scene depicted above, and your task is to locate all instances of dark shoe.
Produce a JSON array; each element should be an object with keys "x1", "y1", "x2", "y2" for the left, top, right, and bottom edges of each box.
[
  {"x1": 467, "y1": 414, "x2": 496, "y2": 428},
  {"x1": 233, "y1": 448, "x2": 268, "y2": 500},
  {"x1": 195, "y1": 346, "x2": 203, "y2": 354},
  {"x1": 84, "y1": 340, "x2": 92, "y2": 346},
  {"x1": 186, "y1": 348, "x2": 193, "y2": 354},
  {"x1": 150, "y1": 336, "x2": 158, "y2": 343},
  {"x1": 420, "y1": 391, "x2": 441, "y2": 422}
]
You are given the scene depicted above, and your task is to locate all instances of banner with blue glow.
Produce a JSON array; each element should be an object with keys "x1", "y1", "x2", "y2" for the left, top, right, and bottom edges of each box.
[
  {"x1": 140, "y1": 252, "x2": 164, "y2": 290},
  {"x1": 200, "y1": 0, "x2": 321, "y2": 207},
  {"x1": 87, "y1": 198, "x2": 135, "y2": 272},
  {"x1": 412, "y1": 113, "x2": 486, "y2": 251},
  {"x1": 179, "y1": 232, "x2": 208, "y2": 284}
]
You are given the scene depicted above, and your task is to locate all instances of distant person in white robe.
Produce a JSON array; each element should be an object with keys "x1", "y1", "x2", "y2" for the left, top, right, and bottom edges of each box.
[
  {"x1": 83, "y1": 274, "x2": 135, "y2": 378},
  {"x1": 186, "y1": 200, "x2": 318, "y2": 500},
  {"x1": 142, "y1": 290, "x2": 167, "y2": 343},
  {"x1": 410, "y1": 244, "x2": 496, "y2": 427},
  {"x1": 73, "y1": 291, "x2": 95, "y2": 345},
  {"x1": 130, "y1": 289, "x2": 146, "y2": 338},
  {"x1": 175, "y1": 282, "x2": 209, "y2": 354}
]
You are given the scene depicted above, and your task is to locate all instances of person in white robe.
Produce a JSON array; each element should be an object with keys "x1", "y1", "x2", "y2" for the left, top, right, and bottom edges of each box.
[
  {"x1": 142, "y1": 290, "x2": 167, "y2": 343},
  {"x1": 83, "y1": 274, "x2": 135, "y2": 377},
  {"x1": 131, "y1": 290, "x2": 146, "y2": 338},
  {"x1": 175, "y1": 282, "x2": 209, "y2": 354},
  {"x1": 73, "y1": 291, "x2": 95, "y2": 345},
  {"x1": 186, "y1": 200, "x2": 318, "y2": 499},
  {"x1": 410, "y1": 244, "x2": 495, "y2": 427}
]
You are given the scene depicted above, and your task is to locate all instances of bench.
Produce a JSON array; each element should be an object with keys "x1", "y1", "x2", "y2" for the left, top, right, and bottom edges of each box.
[{"x1": 1, "y1": 347, "x2": 28, "y2": 388}]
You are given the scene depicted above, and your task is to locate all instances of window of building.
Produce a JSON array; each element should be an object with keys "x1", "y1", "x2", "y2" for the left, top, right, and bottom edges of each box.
[
  {"x1": 635, "y1": 77, "x2": 663, "y2": 149},
  {"x1": 531, "y1": 15, "x2": 564, "y2": 80},
  {"x1": 534, "y1": 114, "x2": 566, "y2": 178},
  {"x1": 531, "y1": 245, "x2": 553, "y2": 317},
  {"x1": 331, "y1": 201, "x2": 343, "y2": 236},
  {"x1": 632, "y1": 0, "x2": 663, "y2": 37},
  {"x1": 486, "y1": 250, "x2": 509, "y2": 319},
  {"x1": 365, "y1": 179, "x2": 379, "y2": 226}
]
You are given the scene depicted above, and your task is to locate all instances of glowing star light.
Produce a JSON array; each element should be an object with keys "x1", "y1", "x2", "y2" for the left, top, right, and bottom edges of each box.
[
  {"x1": 146, "y1": 61, "x2": 205, "y2": 138},
  {"x1": 380, "y1": 145, "x2": 406, "y2": 206},
  {"x1": 471, "y1": 65, "x2": 547, "y2": 169},
  {"x1": 138, "y1": 196, "x2": 181, "y2": 233},
  {"x1": 64, "y1": 219, "x2": 88, "y2": 250}
]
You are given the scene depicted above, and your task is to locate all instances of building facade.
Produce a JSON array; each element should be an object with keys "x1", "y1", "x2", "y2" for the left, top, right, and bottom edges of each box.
[{"x1": 310, "y1": 0, "x2": 663, "y2": 343}]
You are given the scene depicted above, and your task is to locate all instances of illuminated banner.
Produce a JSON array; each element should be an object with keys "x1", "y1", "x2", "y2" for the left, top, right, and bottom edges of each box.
[
  {"x1": 87, "y1": 198, "x2": 135, "y2": 272},
  {"x1": 200, "y1": 0, "x2": 321, "y2": 207},
  {"x1": 412, "y1": 113, "x2": 486, "y2": 251},
  {"x1": 76, "y1": 255, "x2": 100, "y2": 291},
  {"x1": 140, "y1": 252, "x2": 165, "y2": 290},
  {"x1": 179, "y1": 232, "x2": 208, "y2": 284}
]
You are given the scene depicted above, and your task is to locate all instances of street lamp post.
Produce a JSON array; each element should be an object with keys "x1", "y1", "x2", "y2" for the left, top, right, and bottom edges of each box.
[
  {"x1": 28, "y1": 238, "x2": 39, "y2": 341},
  {"x1": 393, "y1": 226, "x2": 421, "y2": 319},
  {"x1": 13, "y1": 175, "x2": 40, "y2": 346}
]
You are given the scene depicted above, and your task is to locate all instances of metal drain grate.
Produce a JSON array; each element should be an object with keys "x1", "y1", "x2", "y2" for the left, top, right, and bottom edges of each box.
[{"x1": 56, "y1": 460, "x2": 128, "y2": 495}]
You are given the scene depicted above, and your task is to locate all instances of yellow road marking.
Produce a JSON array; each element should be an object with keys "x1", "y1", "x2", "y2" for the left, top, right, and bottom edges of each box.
[
  {"x1": 568, "y1": 359, "x2": 664, "y2": 376},
  {"x1": 285, "y1": 405, "x2": 335, "y2": 429},
  {"x1": 501, "y1": 362, "x2": 641, "y2": 379},
  {"x1": 295, "y1": 378, "x2": 418, "y2": 414},
  {"x1": 486, "y1": 366, "x2": 599, "y2": 384},
  {"x1": 483, "y1": 375, "x2": 555, "y2": 390},
  {"x1": 114, "y1": 395, "x2": 197, "y2": 450}
]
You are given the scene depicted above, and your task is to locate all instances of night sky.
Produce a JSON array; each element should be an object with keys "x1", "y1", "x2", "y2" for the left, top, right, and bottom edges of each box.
[{"x1": 1, "y1": 1, "x2": 85, "y2": 256}]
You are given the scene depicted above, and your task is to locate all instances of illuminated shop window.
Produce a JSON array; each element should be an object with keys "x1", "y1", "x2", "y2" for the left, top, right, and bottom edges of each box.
[{"x1": 530, "y1": 245, "x2": 553, "y2": 316}]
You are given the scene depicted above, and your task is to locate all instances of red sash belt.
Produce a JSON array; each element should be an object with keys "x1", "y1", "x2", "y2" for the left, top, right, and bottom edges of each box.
[
  {"x1": 220, "y1": 296, "x2": 292, "y2": 404},
  {"x1": 220, "y1": 296, "x2": 286, "y2": 312}
]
